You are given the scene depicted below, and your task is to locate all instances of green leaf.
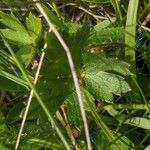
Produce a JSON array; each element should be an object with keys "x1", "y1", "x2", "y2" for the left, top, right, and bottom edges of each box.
[
  {"x1": 1, "y1": 29, "x2": 70, "y2": 149},
  {"x1": 41, "y1": 3, "x2": 63, "y2": 27},
  {"x1": 125, "y1": 0, "x2": 139, "y2": 72},
  {"x1": 0, "y1": 144, "x2": 10, "y2": 150},
  {"x1": 83, "y1": 53, "x2": 131, "y2": 76},
  {"x1": 107, "y1": 109, "x2": 150, "y2": 130},
  {"x1": 82, "y1": 53, "x2": 131, "y2": 103},
  {"x1": 61, "y1": 22, "x2": 81, "y2": 38},
  {"x1": 83, "y1": 71, "x2": 130, "y2": 102},
  {"x1": 26, "y1": 12, "x2": 42, "y2": 44},
  {"x1": 111, "y1": 0, "x2": 122, "y2": 21},
  {"x1": 20, "y1": 121, "x2": 65, "y2": 149},
  {"x1": 0, "y1": 112, "x2": 8, "y2": 135},
  {"x1": 7, "y1": 102, "x2": 24, "y2": 124},
  {"x1": 145, "y1": 145, "x2": 150, "y2": 150},
  {"x1": 19, "y1": 143, "x2": 41, "y2": 150},
  {"x1": 16, "y1": 45, "x2": 35, "y2": 67},
  {"x1": 0, "y1": 70, "x2": 29, "y2": 89},
  {"x1": 125, "y1": 117, "x2": 150, "y2": 130},
  {"x1": 0, "y1": 11, "x2": 33, "y2": 45},
  {"x1": 87, "y1": 27, "x2": 124, "y2": 47},
  {"x1": 91, "y1": 128, "x2": 134, "y2": 150},
  {"x1": 0, "y1": 76, "x2": 25, "y2": 91},
  {"x1": 26, "y1": 138, "x2": 65, "y2": 150},
  {"x1": 66, "y1": 93, "x2": 83, "y2": 130},
  {"x1": 71, "y1": 24, "x2": 90, "y2": 69},
  {"x1": 30, "y1": 32, "x2": 73, "y2": 115},
  {"x1": 83, "y1": 88, "x2": 134, "y2": 150},
  {"x1": 94, "y1": 18, "x2": 116, "y2": 31}
]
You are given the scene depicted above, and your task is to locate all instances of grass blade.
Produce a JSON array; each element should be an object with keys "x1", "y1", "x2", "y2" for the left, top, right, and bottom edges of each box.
[
  {"x1": 0, "y1": 34, "x2": 71, "y2": 150},
  {"x1": 0, "y1": 70, "x2": 28, "y2": 88},
  {"x1": 107, "y1": 109, "x2": 150, "y2": 130},
  {"x1": 125, "y1": 0, "x2": 139, "y2": 73},
  {"x1": 111, "y1": 0, "x2": 122, "y2": 21}
]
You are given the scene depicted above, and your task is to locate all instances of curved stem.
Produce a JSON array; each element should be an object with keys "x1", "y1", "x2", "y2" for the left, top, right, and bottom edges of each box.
[{"x1": 33, "y1": 1, "x2": 92, "y2": 150}]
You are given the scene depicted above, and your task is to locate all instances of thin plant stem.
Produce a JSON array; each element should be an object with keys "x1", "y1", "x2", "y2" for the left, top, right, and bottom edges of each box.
[
  {"x1": 15, "y1": 51, "x2": 45, "y2": 150},
  {"x1": 99, "y1": 104, "x2": 150, "y2": 111},
  {"x1": 15, "y1": 29, "x2": 51, "y2": 149},
  {"x1": 59, "y1": 3, "x2": 107, "y2": 20},
  {"x1": 32, "y1": 1, "x2": 92, "y2": 150},
  {"x1": 0, "y1": 34, "x2": 71, "y2": 150},
  {"x1": 141, "y1": 25, "x2": 150, "y2": 32},
  {"x1": 56, "y1": 110, "x2": 76, "y2": 146},
  {"x1": 111, "y1": 0, "x2": 122, "y2": 21}
]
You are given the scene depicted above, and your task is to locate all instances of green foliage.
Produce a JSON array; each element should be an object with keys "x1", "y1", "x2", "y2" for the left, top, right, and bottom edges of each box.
[
  {"x1": 0, "y1": 11, "x2": 42, "y2": 90},
  {"x1": 66, "y1": 93, "x2": 83, "y2": 130},
  {"x1": 0, "y1": 76, "x2": 25, "y2": 91},
  {"x1": 6, "y1": 102, "x2": 24, "y2": 124},
  {"x1": 16, "y1": 45, "x2": 35, "y2": 67},
  {"x1": 41, "y1": 3, "x2": 63, "y2": 27},
  {"x1": 83, "y1": 88, "x2": 134, "y2": 150},
  {"x1": 0, "y1": 11, "x2": 33, "y2": 45},
  {"x1": 26, "y1": 12, "x2": 42, "y2": 45},
  {"x1": 0, "y1": 1, "x2": 149, "y2": 149},
  {"x1": 80, "y1": 0, "x2": 110, "y2": 4},
  {"x1": 0, "y1": 70, "x2": 28, "y2": 89},
  {"x1": 125, "y1": 0, "x2": 139, "y2": 72},
  {"x1": 145, "y1": 145, "x2": 150, "y2": 150},
  {"x1": 91, "y1": 127, "x2": 134, "y2": 150},
  {"x1": 0, "y1": 144, "x2": 10, "y2": 150},
  {"x1": 110, "y1": 0, "x2": 122, "y2": 21},
  {"x1": 82, "y1": 53, "x2": 131, "y2": 102},
  {"x1": 0, "y1": 112, "x2": 8, "y2": 134},
  {"x1": 87, "y1": 26, "x2": 124, "y2": 48},
  {"x1": 107, "y1": 109, "x2": 150, "y2": 130},
  {"x1": 34, "y1": 32, "x2": 73, "y2": 114}
]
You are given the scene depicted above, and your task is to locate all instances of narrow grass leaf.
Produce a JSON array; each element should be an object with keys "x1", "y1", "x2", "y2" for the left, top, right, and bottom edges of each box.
[
  {"x1": 83, "y1": 88, "x2": 132, "y2": 150},
  {"x1": 111, "y1": 0, "x2": 122, "y2": 21},
  {"x1": 0, "y1": 70, "x2": 29, "y2": 88},
  {"x1": 107, "y1": 109, "x2": 150, "y2": 130},
  {"x1": 125, "y1": 0, "x2": 139, "y2": 73}
]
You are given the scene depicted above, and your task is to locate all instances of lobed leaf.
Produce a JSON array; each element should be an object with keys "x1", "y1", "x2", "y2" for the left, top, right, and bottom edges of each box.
[
  {"x1": 0, "y1": 11, "x2": 42, "y2": 46},
  {"x1": 26, "y1": 12, "x2": 42, "y2": 45},
  {"x1": 82, "y1": 53, "x2": 131, "y2": 103},
  {"x1": 0, "y1": 11, "x2": 33, "y2": 45}
]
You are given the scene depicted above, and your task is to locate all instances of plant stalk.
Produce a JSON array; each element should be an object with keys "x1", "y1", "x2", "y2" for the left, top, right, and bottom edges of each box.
[{"x1": 32, "y1": 0, "x2": 92, "y2": 150}]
